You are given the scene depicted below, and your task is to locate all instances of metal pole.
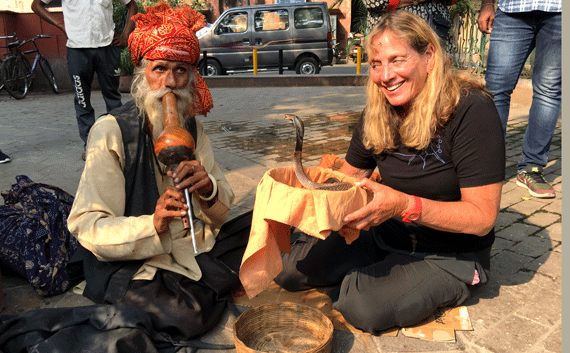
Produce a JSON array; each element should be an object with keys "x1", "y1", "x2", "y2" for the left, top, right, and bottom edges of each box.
[
  {"x1": 356, "y1": 46, "x2": 362, "y2": 74},
  {"x1": 253, "y1": 48, "x2": 258, "y2": 75},
  {"x1": 279, "y1": 49, "x2": 283, "y2": 74},
  {"x1": 202, "y1": 51, "x2": 207, "y2": 76}
]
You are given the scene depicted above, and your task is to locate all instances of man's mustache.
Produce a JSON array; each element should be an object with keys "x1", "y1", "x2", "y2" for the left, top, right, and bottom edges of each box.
[{"x1": 147, "y1": 88, "x2": 192, "y2": 102}]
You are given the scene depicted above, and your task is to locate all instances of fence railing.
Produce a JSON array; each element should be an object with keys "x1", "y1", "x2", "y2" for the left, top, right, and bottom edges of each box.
[{"x1": 450, "y1": 5, "x2": 489, "y2": 74}]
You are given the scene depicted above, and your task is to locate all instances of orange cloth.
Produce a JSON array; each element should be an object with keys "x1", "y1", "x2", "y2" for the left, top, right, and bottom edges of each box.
[
  {"x1": 128, "y1": 2, "x2": 213, "y2": 116},
  {"x1": 239, "y1": 166, "x2": 372, "y2": 299}
]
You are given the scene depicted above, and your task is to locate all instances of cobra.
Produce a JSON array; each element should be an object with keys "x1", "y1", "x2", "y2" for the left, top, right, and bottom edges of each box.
[{"x1": 284, "y1": 114, "x2": 352, "y2": 191}]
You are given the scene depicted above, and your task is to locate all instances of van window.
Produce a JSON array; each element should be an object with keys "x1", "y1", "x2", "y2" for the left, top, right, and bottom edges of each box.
[
  {"x1": 218, "y1": 11, "x2": 248, "y2": 34},
  {"x1": 254, "y1": 9, "x2": 289, "y2": 31},
  {"x1": 294, "y1": 7, "x2": 324, "y2": 29}
]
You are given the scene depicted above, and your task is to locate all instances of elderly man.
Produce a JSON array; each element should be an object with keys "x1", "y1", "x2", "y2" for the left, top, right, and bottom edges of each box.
[{"x1": 67, "y1": 3, "x2": 250, "y2": 341}]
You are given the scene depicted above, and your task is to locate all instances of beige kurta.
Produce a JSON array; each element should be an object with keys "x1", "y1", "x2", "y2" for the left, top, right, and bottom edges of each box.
[{"x1": 67, "y1": 113, "x2": 234, "y2": 283}]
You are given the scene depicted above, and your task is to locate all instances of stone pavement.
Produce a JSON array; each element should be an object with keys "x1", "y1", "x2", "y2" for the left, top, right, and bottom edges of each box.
[{"x1": 0, "y1": 78, "x2": 562, "y2": 352}]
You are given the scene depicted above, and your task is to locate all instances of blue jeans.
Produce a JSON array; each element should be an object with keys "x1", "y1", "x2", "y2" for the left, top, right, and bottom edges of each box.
[{"x1": 485, "y1": 9, "x2": 561, "y2": 170}]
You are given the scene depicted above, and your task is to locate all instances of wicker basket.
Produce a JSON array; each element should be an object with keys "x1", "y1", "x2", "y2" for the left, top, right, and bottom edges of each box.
[{"x1": 233, "y1": 302, "x2": 334, "y2": 353}]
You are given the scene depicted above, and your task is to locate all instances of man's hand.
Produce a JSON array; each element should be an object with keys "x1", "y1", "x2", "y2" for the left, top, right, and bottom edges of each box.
[
  {"x1": 168, "y1": 160, "x2": 215, "y2": 202},
  {"x1": 154, "y1": 186, "x2": 188, "y2": 234},
  {"x1": 478, "y1": 3, "x2": 496, "y2": 34},
  {"x1": 111, "y1": 33, "x2": 129, "y2": 47},
  {"x1": 342, "y1": 178, "x2": 410, "y2": 230}
]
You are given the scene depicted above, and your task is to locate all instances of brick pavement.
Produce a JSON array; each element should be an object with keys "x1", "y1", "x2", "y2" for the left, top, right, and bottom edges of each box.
[{"x1": 0, "y1": 80, "x2": 562, "y2": 353}]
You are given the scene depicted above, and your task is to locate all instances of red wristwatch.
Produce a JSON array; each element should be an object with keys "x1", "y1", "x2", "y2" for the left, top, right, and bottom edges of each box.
[{"x1": 402, "y1": 196, "x2": 422, "y2": 223}]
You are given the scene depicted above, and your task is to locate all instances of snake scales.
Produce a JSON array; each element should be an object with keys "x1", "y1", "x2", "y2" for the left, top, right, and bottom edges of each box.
[{"x1": 284, "y1": 114, "x2": 352, "y2": 191}]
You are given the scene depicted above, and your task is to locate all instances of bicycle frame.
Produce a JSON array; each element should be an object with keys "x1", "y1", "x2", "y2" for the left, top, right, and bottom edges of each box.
[{"x1": 1, "y1": 34, "x2": 58, "y2": 98}]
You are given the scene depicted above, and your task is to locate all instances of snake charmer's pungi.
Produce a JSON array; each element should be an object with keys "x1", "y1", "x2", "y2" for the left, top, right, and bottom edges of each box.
[{"x1": 68, "y1": 2, "x2": 251, "y2": 341}]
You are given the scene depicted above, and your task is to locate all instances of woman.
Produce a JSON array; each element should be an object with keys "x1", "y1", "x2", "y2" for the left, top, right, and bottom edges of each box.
[{"x1": 274, "y1": 11, "x2": 504, "y2": 334}]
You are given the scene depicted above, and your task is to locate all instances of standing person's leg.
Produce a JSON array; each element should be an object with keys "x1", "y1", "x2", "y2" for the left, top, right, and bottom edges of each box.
[
  {"x1": 95, "y1": 45, "x2": 122, "y2": 113},
  {"x1": 484, "y1": 9, "x2": 535, "y2": 134},
  {"x1": 67, "y1": 47, "x2": 96, "y2": 145},
  {"x1": 515, "y1": 11, "x2": 561, "y2": 199},
  {"x1": 333, "y1": 253, "x2": 470, "y2": 334},
  {"x1": 517, "y1": 12, "x2": 561, "y2": 171}
]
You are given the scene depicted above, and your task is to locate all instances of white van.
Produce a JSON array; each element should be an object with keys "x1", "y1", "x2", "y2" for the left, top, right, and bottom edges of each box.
[{"x1": 198, "y1": 2, "x2": 334, "y2": 75}]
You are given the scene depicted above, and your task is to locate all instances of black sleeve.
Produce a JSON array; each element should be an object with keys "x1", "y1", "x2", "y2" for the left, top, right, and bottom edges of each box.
[
  {"x1": 345, "y1": 113, "x2": 378, "y2": 170},
  {"x1": 449, "y1": 90, "x2": 506, "y2": 188}
]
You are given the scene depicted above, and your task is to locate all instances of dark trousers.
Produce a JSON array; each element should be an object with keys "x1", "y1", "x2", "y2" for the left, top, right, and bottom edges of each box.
[
  {"x1": 274, "y1": 229, "x2": 472, "y2": 335},
  {"x1": 115, "y1": 211, "x2": 252, "y2": 341},
  {"x1": 67, "y1": 46, "x2": 122, "y2": 144}
]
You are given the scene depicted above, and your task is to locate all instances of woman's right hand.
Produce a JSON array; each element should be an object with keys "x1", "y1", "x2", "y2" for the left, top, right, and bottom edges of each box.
[
  {"x1": 153, "y1": 186, "x2": 188, "y2": 234},
  {"x1": 343, "y1": 178, "x2": 411, "y2": 231}
]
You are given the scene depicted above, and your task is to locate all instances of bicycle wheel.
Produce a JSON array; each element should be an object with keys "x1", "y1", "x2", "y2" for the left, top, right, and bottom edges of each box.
[
  {"x1": 1, "y1": 55, "x2": 30, "y2": 99},
  {"x1": 39, "y1": 56, "x2": 58, "y2": 94}
]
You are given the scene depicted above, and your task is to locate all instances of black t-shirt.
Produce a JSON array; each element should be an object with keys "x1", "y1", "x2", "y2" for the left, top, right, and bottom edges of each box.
[{"x1": 345, "y1": 90, "x2": 505, "y2": 253}]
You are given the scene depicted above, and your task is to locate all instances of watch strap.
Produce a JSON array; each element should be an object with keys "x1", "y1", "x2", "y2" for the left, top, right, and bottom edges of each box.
[{"x1": 402, "y1": 195, "x2": 422, "y2": 223}]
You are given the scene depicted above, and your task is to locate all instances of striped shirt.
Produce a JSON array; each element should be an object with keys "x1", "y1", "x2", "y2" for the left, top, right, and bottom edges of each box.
[{"x1": 498, "y1": 0, "x2": 562, "y2": 13}]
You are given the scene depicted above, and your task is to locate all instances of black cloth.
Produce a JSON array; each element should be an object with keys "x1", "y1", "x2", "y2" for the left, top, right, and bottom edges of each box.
[
  {"x1": 0, "y1": 304, "x2": 235, "y2": 353},
  {"x1": 345, "y1": 89, "x2": 505, "y2": 253}
]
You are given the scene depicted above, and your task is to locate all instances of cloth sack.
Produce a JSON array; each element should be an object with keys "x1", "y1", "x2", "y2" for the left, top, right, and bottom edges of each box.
[{"x1": 0, "y1": 175, "x2": 79, "y2": 296}]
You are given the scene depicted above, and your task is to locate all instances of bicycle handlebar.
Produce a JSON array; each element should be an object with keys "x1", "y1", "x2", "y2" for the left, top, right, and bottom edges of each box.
[
  {"x1": 15, "y1": 34, "x2": 52, "y2": 48},
  {"x1": 0, "y1": 32, "x2": 17, "y2": 40}
]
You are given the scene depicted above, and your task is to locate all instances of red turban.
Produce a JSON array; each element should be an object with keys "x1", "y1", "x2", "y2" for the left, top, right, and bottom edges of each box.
[{"x1": 129, "y1": 2, "x2": 213, "y2": 116}]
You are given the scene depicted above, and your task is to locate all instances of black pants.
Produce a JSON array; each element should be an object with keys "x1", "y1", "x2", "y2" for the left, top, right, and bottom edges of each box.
[
  {"x1": 275, "y1": 228, "x2": 475, "y2": 335},
  {"x1": 66, "y1": 46, "x2": 122, "y2": 144}
]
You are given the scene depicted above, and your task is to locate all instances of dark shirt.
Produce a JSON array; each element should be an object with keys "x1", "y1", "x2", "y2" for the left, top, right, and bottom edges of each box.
[{"x1": 345, "y1": 89, "x2": 505, "y2": 254}]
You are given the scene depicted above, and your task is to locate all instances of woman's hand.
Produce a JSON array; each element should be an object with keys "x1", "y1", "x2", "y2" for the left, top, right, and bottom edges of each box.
[
  {"x1": 168, "y1": 161, "x2": 213, "y2": 197},
  {"x1": 153, "y1": 186, "x2": 187, "y2": 234},
  {"x1": 343, "y1": 178, "x2": 410, "y2": 230}
]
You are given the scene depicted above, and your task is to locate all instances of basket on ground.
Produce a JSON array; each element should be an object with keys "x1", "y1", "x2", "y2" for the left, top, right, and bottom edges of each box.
[{"x1": 233, "y1": 302, "x2": 334, "y2": 353}]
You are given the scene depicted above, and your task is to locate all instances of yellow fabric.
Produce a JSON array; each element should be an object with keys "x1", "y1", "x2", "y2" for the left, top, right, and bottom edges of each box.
[{"x1": 239, "y1": 165, "x2": 372, "y2": 299}]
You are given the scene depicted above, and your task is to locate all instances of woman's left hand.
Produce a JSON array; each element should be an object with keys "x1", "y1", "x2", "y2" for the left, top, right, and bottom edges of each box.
[
  {"x1": 343, "y1": 178, "x2": 410, "y2": 230},
  {"x1": 167, "y1": 160, "x2": 213, "y2": 199}
]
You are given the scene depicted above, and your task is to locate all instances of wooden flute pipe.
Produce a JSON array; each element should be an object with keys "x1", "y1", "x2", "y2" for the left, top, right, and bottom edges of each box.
[{"x1": 154, "y1": 92, "x2": 196, "y2": 239}]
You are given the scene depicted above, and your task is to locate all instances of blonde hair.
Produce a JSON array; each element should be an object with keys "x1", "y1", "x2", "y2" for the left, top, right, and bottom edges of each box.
[{"x1": 362, "y1": 11, "x2": 488, "y2": 153}]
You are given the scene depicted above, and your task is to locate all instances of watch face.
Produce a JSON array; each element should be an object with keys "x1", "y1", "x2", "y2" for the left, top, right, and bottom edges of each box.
[{"x1": 408, "y1": 213, "x2": 420, "y2": 221}]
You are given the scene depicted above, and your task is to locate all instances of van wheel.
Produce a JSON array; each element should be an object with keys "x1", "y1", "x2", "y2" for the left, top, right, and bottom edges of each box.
[
  {"x1": 295, "y1": 58, "x2": 320, "y2": 75},
  {"x1": 203, "y1": 60, "x2": 223, "y2": 76}
]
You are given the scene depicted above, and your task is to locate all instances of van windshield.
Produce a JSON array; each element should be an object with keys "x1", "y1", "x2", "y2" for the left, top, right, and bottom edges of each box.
[{"x1": 218, "y1": 11, "x2": 248, "y2": 34}]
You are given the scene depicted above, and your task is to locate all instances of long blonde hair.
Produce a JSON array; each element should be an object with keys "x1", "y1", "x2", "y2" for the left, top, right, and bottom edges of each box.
[{"x1": 362, "y1": 11, "x2": 488, "y2": 153}]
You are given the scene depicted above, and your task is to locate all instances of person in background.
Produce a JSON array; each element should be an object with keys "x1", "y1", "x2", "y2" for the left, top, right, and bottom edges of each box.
[
  {"x1": 478, "y1": 0, "x2": 561, "y2": 198},
  {"x1": 363, "y1": 0, "x2": 456, "y2": 54},
  {"x1": 67, "y1": 2, "x2": 250, "y2": 341},
  {"x1": 275, "y1": 11, "x2": 505, "y2": 334},
  {"x1": 0, "y1": 150, "x2": 10, "y2": 164},
  {"x1": 31, "y1": 0, "x2": 138, "y2": 161}
]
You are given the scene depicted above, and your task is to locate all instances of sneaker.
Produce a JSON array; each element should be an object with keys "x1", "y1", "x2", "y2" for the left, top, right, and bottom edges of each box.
[
  {"x1": 516, "y1": 165, "x2": 555, "y2": 198},
  {"x1": 0, "y1": 150, "x2": 10, "y2": 164}
]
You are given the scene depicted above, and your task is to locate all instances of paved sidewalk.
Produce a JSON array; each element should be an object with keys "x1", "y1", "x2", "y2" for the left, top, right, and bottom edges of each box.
[{"x1": 0, "y1": 80, "x2": 561, "y2": 352}]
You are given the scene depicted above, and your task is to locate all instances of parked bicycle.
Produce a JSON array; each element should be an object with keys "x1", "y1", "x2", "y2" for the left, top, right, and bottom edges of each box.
[
  {"x1": 0, "y1": 34, "x2": 58, "y2": 99},
  {"x1": 0, "y1": 32, "x2": 18, "y2": 92}
]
